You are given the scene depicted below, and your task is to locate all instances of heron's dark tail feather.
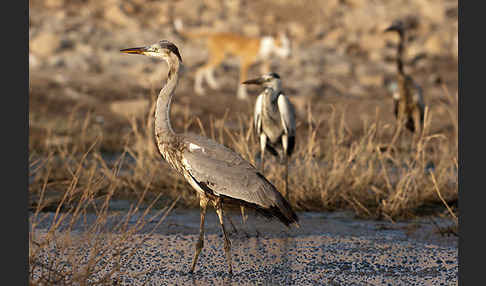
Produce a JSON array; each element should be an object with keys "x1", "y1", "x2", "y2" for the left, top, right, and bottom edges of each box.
[
  {"x1": 255, "y1": 172, "x2": 299, "y2": 227},
  {"x1": 226, "y1": 198, "x2": 299, "y2": 227},
  {"x1": 221, "y1": 188, "x2": 299, "y2": 228},
  {"x1": 266, "y1": 195, "x2": 299, "y2": 227}
]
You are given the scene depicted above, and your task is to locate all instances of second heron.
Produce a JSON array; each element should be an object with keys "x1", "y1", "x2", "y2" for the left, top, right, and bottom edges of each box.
[{"x1": 243, "y1": 73, "x2": 296, "y2": 200}]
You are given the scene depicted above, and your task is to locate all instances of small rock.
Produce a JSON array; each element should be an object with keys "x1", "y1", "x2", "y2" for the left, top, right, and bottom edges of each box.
[
  {"x1": 30, "y1": 33, "x2": 61, "y2": 57},
  {"x1": 287, "y1": 22, "x2": 306, "y2": 41},
  {"x1": 327, "y1": 61, "x2": 352, "y2": 77},
  {"x1": 29, "y1": 53, "x2": 40, "y2": 69},
  {"x1": 322, "y1": 29, "x2": 343, "y2": 46},
  {"x1": 424, "y1": 34, "x2": 444, "y2": 56},
  {"x1": 104, "y1": 4, "x2": 138, "y2": 28},
  {"x1": 358, "y1": 74, "x2": 384, "y2": 87},
  {"x1": 360, "y1": 33, "x2": 386, "y2": 51}
]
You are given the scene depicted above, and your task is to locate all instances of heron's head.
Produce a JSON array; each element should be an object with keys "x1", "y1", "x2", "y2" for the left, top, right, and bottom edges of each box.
[
  {"x1": 120, "y1": 40, "x2": 182, "y2": 62},
  {"x1": 384, "y1": 20, "x2": 405, "y2": 34},
  {"x1": 242, "y1": 73, "x2": 281, "y2": 91}
]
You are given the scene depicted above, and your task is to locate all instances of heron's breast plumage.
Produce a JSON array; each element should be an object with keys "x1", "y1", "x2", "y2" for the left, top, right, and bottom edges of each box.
[{"x1": 261, "y1": 97, "x2": 284, "y2": 143}]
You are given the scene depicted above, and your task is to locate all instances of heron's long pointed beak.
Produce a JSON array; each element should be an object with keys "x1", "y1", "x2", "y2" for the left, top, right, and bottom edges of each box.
[
  {"x1": 384, "y1": 24, "x2": 400, "y2": 33},
  {"x1": 242, "y1": 78, "x2": 264, "y2": 85},
  {"x1": 120, "y1": 46, "x2": 149, "y2": 55}
]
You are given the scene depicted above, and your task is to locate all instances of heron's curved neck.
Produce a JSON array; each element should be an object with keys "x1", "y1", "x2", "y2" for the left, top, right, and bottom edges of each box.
[
  {"x1": 155, "y1": 55, "x2": 180, "y2": 142},
  {"x1": 396, "y1": 31, "x2": 405, "y2": 75},
  {"x1": 263, "y1": 87, "x2": 279, "y2": 111}
]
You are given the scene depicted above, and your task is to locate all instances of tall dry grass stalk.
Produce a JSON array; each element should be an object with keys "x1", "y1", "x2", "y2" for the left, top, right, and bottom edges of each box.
[
  {"x1": 29, "y1": 127, "x2": 177, "y2": 285},
  {"x1": 30, "y1": 84, "x2": 458, "y2": 221}
]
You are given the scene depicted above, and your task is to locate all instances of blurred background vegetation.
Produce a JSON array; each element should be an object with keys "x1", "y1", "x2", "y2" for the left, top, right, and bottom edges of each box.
[{"x1": 29, "y1": 0, "x2": 458, "y2": 220}]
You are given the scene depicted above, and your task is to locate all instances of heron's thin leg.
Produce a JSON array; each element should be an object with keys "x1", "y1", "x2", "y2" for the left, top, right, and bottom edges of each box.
[
  {"x1": 215, "y1": 199, "x2": 233, "y2": 274},
  {"x1": 284, "y1": 155, "x2": 289, "y2": 201},
  {"x1": 259, "y1": 134, "x2": 267, "y2": 173},
  {"x1": 240, "y1": 205, "x2": 247, "y2": 224},
  {"x1": 282, "y1": 134, "x2": 289, "y2": 200},
  {"x1": 190, "y1": 196, "x2": 208, "y2": 273}
]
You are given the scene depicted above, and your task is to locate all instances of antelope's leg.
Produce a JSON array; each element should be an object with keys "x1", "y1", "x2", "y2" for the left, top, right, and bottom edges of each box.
[
  {"x1": 215, "y1": 198, "x2": 233, "y2": 274},
  {"x1": 237, "y1": 59, "x2": 252, "y2": 99},
  {"x1": 194, "y1": 68, "x2": 206, "y2": 95},
  {"x1": 190, "y1": 195, "x2": 208, "y2": 273},
  {"x1": 205, "y1": 68, "x2": 220, "y2": 90}
]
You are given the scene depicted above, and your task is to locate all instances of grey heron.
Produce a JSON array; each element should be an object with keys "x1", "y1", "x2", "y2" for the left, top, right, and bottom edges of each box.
[
  {"x1": 385, "y1": 20, "x2": 425, "y2": 147},
  {"x1": 120, "y1": 40, "x2": 299, "y2": 275},
  {"x1": 242, "y1": 73, "x2": 296, "y2": 200}
]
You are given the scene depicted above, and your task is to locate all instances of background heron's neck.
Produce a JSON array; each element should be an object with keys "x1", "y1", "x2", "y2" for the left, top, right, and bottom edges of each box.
[
  {"x1": 263, "y1": 88, "x2": 278, "y2": 111},
  {"x1": 155, "y1": 56, "x2": 180, "y2": 142},
  {"x1": 396, "y1": 32, "x2": 405, "y2": 75}
]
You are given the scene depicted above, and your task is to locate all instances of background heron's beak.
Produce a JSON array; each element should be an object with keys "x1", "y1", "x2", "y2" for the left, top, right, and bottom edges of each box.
[
  {"x1": 120, "y1": 46, "x2": 149, "y2": 55},
  {"x1": 384, "y1": 24, "x2": 399, "y2": 33},
  {"x1": 242, "y1": 78, "x2": 264, "y2": 85}
]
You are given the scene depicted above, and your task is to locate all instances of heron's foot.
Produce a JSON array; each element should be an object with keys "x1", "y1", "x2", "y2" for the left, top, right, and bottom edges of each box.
[
  {"x1": 255, "y1": 229, "x2": 261, "y2": 238},
  {"x1": 229, "y1": 224, "x2": 238, "y2": 235},
  {"x1": 223, "y1": 238, "x2": 233, "y2": 275},
  {"x1": 190, "y1": 239, "x2": 204, "y2": 273}
]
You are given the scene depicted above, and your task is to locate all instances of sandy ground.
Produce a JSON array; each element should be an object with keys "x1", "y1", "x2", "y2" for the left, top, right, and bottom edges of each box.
[{"x1": 31, "y1": 208, "x2": 457, "y2": 285}]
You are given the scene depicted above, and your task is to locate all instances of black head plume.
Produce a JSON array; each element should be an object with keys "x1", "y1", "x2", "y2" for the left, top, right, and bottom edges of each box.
[
  {"x1": 269, "y1": 72, "x2": 280, "y2": 79},
  {"x1": 160, "y1": 40, "x2": 183, "y2": 62}
]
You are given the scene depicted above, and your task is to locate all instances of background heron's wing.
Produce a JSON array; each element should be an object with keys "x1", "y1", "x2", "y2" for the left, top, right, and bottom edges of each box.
[
  {"x1": 254, "y1": 93, "x2": 264, "y2": 135},
  {"x1": 412, "y1": 81, "x2": 425, "y2": 107},
  {"x1": 277, "y1": 93, "x2": 296, "y2": 136}
]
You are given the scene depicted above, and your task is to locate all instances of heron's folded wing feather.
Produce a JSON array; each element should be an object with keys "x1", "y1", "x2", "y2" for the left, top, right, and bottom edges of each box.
[
  {"x1": 254, "y1": 93, "x2": 263, "y2": 134},
  {"x1": 277, "y1": 93, "x2": 296, "y2": 136},
  {"x1": 182, "y1": 146, "x2": 280, "y2": 208}
]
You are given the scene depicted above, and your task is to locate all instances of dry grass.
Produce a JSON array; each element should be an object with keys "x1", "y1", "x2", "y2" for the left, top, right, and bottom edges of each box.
[
  {"x1": 29, "y1": 127, "x2": 179, "y2": 284},
  {"x1": 29, "y1": 82, "x2": 458, "y2": 219},
  {"x1": 29, "y1": 81, "x2": 458, "y2": 284}
]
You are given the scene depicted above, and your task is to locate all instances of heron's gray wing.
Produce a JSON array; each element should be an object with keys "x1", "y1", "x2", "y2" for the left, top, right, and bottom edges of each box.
[
  {"x1": 181, "y1": 138, "x2": 279, "y2": 208},
  {"x1": 277, "y1": 93, "x2": 296, "y2": 136},
  {"x1": 181, "y1": 134, "x2": 299, "y2": 226},
  {"x1": 254, "y1": 93, "x2": 264, "y2": 135},
  {"x1": 183, "y1": 134, "x2": 252, "y2": 166}
]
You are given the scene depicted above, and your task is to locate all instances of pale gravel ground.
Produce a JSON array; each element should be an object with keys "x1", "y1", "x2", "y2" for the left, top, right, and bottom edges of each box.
[{"x1": 30, "y1": 209, "x2": 457, "y2": 285}]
